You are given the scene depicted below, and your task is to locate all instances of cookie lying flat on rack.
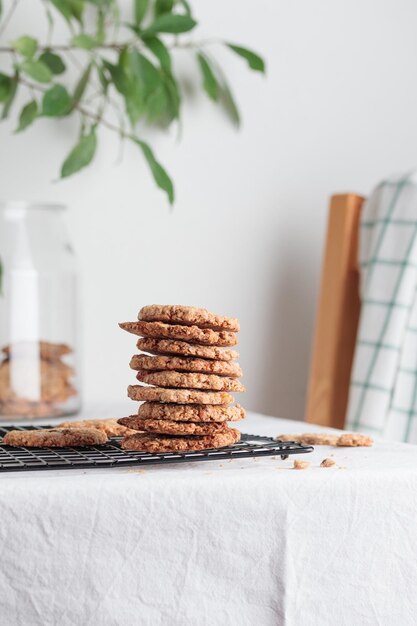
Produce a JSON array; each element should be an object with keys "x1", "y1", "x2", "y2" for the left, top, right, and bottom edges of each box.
[
  {"x1": 130, "y1": 354, "x2": 242, "y2": 377},
  {"x1": 58, "y1": 418, "x2": 136, "y2": 437},
  {"x1": 127, "y1": 385, "x2": 234, "y2": 405},
  {"x1": 137, "y1": 337, "x2": 239, "y2": 361},
  {"x1": 119, "y1": 320, "x2": 237, "y2": 347},
  {"x1": 138, "y1": 304, "x2": 240, "y2": 332},
  {"x1": 3, "y1": 428, "x2": 108, "y2": 447},
  {"x1": 276, "y1": 432, "x2": 373, "y2": 447},
  {"x1": 118, "y1": 416, "x2": 229, "y2": 436},
  {"x1": 136, "y1": 370, "x2": 245, "y2": 392},
  {"x1": 137, "y1": 402, "x2": 245, "y2": 422},
  {"x1": 121, "y1": 428, "x2": 241, "y2": 452}
]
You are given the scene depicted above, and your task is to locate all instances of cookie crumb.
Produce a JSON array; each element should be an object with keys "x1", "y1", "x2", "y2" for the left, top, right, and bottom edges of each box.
[
  {"x1": 320, "y1": 457, "x2": 336, "y2": 468},
  {"x1": 293, "y1": 459, "x2": 310, "y2": 470}
]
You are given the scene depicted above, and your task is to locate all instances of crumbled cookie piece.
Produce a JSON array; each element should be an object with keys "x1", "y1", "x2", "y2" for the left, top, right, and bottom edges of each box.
[
  {"x1": 320, "y1": 457, "x2": 336, "y2": 467},
  {"x1": 293, "y1": 459, "x2": 310, "y2": 470},
  {"x1": 337, "y1": 433, "x2": 373, "y2": 447}
]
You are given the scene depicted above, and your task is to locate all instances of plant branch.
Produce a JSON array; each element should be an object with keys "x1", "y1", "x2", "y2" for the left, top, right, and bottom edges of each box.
[
  {"x1": 0, "y1": 38, "x2": 219, "y2": 54},
  {"x1": 0, "y1": 0, "x2": 20, "y2": 37},
  {"x1": 19, "y1": 76, "x2": 134, "y2": 141}
]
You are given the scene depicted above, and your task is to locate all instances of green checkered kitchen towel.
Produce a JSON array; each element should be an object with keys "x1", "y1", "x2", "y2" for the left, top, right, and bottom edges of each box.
[{"x1": 346, "y1": 172, "x2": 417, "y2": 441}]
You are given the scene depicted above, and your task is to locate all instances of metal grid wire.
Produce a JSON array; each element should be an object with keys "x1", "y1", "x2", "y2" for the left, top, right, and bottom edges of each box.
[{"x1": 0, "y1": 425, "x2": 313, "y2": 472}]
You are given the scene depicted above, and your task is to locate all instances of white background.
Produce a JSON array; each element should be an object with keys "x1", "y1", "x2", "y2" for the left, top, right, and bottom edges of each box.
[{"x1": 1, "y1": 0, "x2": 417, "y2": 419}]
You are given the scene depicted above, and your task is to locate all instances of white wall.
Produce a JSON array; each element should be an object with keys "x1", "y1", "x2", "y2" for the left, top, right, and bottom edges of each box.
[{"x1": 2, "y1": 0, "x2": 417, "y2": 419}]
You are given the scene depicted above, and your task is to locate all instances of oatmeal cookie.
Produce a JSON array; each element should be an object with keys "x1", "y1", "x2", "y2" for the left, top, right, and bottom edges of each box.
[
  {"x1": 137, "y1": 402, "x2": 245, "y2": 422},
  {"x1": 138, "y1": 304, "x2": 240, "y2": 332},
  {"x1": 136, "y1": 370, "x2": 245, "y2": 392},
  {"x1": 0, "y1": 399, "x2": 63, "y2": 418},
  {"x1": 0, "y1": 360, "x2": 76, "y2": 404},
  {"x1": 2, "y1": 340, "x2": 71, "y2": 361},
  {"x1": 58, "y1": 418, "x2": 136, "y2": 437},
  {"x1": 3, "y1": 428, "x2": 107, "y2": 447},
  {"x1": 137, "y1": 337, "x2": 239, "y2": 361},
  {"x1": 127, "y1": 385, "x2": 233, "y2": 404},
  {"x1": 130, "y1": 354, "x2": 242, "y2": 377},
  {"x1": 276, "y1": 433, "x2": 340, "y2": 446},
  {"x1": 337, "y1": 433, "x2": 373, "y2": 447},
  {"x1": 121, "y1": 427, "x2": 241, "y2": 452},
  {"x1": 119, "y1": 321, "x2": 237, "y2": 347},
  {"x1": 118, "y1": 416, "x2": 229, "y2": 436}
]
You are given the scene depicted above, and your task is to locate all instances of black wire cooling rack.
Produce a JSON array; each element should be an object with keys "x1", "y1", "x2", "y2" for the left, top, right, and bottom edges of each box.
[{"x1": 0, "y1": 425, "x2": 313, "y2": 473}]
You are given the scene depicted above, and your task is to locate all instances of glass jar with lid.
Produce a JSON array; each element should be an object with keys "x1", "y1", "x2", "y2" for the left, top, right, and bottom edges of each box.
[{"x1": 0, "y1": 202, "x2": 80, "y2": 420}]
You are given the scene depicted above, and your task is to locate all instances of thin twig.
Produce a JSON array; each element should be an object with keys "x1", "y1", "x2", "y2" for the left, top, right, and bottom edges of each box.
[
  {"x1": 19, "y1": 75, "x2": 134, "y2": 140},
  {"x1": 0, "y1": 38, "x2": 215, "y2": 54},
  {"x1": 0, "y1": 0, "x2": 20, "y2": 37}
]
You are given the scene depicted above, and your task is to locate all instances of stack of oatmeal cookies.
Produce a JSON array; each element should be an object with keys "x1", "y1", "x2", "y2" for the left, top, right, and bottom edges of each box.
[
  {"x1": 117, "y1": 304, "x2": 245, "y2": 452},
  {"x1": 0, "y1": 340, "x2": 76, "y2": 418}
]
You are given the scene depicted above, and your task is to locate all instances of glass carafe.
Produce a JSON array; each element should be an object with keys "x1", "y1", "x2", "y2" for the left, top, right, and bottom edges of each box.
[{"x1": 0, "y1": 202, "x2": 80, "y2": 420}]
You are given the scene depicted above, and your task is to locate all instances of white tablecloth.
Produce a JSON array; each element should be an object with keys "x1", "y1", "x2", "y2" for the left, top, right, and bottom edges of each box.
[{"x1": 1, "y1": 409, "x2": 417, "y2": 626}]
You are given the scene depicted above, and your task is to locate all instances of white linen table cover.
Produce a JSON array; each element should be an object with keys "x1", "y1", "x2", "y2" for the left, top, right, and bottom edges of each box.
[{"x1": 1, "y1": 409, "x2": 417, "y2": 625}]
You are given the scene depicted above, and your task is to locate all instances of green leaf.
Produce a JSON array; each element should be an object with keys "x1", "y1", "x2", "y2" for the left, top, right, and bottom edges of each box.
[
  {"x1": 103, "y1": 55, "x2": 143, "y2": 125},
  {"x1": 15, "y1": 100, "x2": 38, "y2": 132},
  {"x1": 0, "y1": 73, "x2": 12, "y2": 102},
  {"x1": 71, "y1": 33, "x2": 96, "y2": 50},
  {"x1": 134, "y1": 0, "x2": 148, "y2": 26},
  {"x1": 155, "y1": 0, "x2": 173, "y2": 15},
  {"x1": 0, "y1": 1, "x2": 2, "y2": 19},
  {"x1": 219, "y1": 78, "x2": 240, "y2": 127},
  {"x1": 50, "y1": 0, "x2": 72, "y2": 21},
  {"x1": 134, "y1": 139, "x2": 174, "y2": 204},
  {"x1": 197, "y1": 53, "x2": 218, "y2": 101},
  {"x1": 226, "y1": 44, "x2": 265, "y2": 73},
  {"x1": 163, "y1": 72, "x2": 180, "y2": 121},
  {"x1": 1, "y1": 71, "x2": 18, "y2": 119},
  {"x1": 69, "y1": 0, "x2": 84, "y2": 23},
  {"x1": 61, "y1": 129, "x2": 97, "y2": 178},
  {"x1": 50, "y1": 0, "x2": 84, "y2": 23},
  {"x1": 71, "y1": 63, "x2": 92, "y2": 109},
  {"x1": 143, "y1": 36, "x2": 172, "y2": 73},
  {"x1": 106, "y1": 47, "x2": 131, "y2": 91},
  {"x1": 20, "y1": 60, "x2": 52, "y2": 83},
  {"x1": 42, "y1": 85, "x2": 71, "y2": 116},
  {"x1": 39, "y1": 51, "x2": 66, "y2": 75},
  {"x1": 145, "y1": 85, "x2": 166, "y2": 123},
  {"x1": 129, "y1": 49, "x2": 161, "y2": 94},
  {"x1": 12, "y1": 36, "x2": 38, "y2": 59},
  {"x1": 142, "y1": 13, "x2": 196, "y2": 36},
  {"x1": 97, "y1": 63, "x2": 110, "y2": 92}
]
